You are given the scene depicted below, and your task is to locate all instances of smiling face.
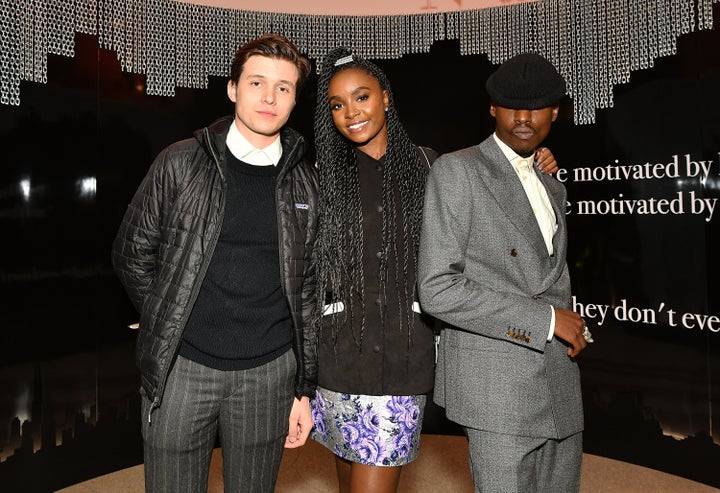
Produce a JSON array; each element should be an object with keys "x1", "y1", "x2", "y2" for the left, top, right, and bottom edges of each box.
[
  {"x1": 490, "y1": 103, "x2": 558, "y2": 158},
  {"x1": 226, "y1": 54, "x2": 299, "y2": 149},
  {"x1": 327, "y1": 67, "x2": 390, "y2": 158}
]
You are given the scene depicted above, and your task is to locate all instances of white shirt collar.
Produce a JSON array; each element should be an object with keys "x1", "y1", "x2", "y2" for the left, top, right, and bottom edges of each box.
[{"x1": 226, "y1": 121, "x2": 282, "y2": 166}]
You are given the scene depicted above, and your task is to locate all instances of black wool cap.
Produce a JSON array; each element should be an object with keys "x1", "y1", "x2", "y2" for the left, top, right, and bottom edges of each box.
[{"x1": 485, "y1": 53, "x2": 566, "y2": 110}]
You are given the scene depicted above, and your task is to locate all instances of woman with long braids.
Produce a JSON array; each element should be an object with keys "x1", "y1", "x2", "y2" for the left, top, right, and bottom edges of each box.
[{"x1": 310, "y1": 47, "x2": 559, "y2": 492}]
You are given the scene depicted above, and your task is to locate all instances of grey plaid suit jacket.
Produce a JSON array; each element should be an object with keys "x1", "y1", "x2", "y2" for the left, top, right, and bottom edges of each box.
[{"x1": 417, "y1": 135, "x2": 583, "y2": 440}]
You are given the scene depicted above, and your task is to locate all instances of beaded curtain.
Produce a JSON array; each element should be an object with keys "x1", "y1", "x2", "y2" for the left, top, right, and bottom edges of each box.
[{"x1": 0, "y1": 0, "x2": 717, "y2": 124}]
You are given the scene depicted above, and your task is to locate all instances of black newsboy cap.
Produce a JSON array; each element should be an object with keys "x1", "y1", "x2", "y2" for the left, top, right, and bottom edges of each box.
[{"x1": 485, "y1": 52, "x2": 566, "y2": 110}]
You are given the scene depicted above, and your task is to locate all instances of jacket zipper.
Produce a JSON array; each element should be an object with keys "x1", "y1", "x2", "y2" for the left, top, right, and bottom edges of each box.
[
  {"x1": 275, "y1": 136, "x2": 303, "y2": 300},
  {"x1": 274, "y1": 138, "x2": 305, "y2": 400}
]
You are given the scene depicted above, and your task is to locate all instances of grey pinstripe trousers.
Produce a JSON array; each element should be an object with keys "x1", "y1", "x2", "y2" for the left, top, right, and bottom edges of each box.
[{"x1": 141, "y1": 350, "x2": 296, "y2": 493}]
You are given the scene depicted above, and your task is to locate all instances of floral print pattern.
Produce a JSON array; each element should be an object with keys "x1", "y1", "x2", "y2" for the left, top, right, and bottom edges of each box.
[{"x1": 311, "y1": 387, "x2": 426, "y2": 466}]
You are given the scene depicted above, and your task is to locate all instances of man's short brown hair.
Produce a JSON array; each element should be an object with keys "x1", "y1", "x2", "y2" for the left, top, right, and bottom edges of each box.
[{"x1": 230, "y1": 33, "x2": 312, "y2": 97}]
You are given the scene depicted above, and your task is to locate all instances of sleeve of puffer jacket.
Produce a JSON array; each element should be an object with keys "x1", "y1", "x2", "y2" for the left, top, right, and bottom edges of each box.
[
  {"x1": 111, "y1": 147, "x2": 177, "y2": 314},
  {"x1": 297, "y1": 168, "x2": 319, "y2": 399},
  {"x1": 299, "y1": 241, "x2": 318, "y2": 398}
]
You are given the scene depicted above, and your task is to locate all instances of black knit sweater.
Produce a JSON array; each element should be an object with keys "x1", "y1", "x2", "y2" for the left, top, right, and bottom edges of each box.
[{"x1": 179, "y1": 149, "x2": 293, "y2": 370}]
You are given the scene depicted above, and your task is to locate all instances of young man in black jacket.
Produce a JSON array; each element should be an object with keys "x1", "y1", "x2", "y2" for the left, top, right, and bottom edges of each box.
[{"x1": 111, "y1": 34, "x2": 318, "y2": 493}]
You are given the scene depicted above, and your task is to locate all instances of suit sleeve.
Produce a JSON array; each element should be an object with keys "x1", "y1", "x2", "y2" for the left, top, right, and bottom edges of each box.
[{"x1": 417, "y1": 155, "x2": 551, "y2": 351}]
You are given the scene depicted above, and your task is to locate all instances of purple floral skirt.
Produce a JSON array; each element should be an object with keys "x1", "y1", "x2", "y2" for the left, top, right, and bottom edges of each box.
[{"x1": 310, "y1": 387, "x2": 426, "y2": 466}]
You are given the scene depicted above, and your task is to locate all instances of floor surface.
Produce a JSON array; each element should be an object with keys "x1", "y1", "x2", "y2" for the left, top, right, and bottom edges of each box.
[{"x1": 56, "y1": 434, "x2": 719, "y2": 493}]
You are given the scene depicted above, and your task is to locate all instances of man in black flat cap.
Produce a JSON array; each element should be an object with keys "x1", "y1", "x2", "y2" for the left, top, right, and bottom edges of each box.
[{"x1": 418, "y1": 52, "x2": 589, "y2": 492}]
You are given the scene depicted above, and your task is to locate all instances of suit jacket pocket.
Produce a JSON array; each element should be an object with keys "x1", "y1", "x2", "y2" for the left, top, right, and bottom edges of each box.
[{"x1": 443, "y1": 341, "x2": 554, "y2": 437}]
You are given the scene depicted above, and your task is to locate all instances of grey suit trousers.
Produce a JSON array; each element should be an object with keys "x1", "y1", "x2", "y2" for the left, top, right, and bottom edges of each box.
[
  {"x1": 141, "y1": 350, "x2": 296, "y2": 493},
  {"x1": 465, "y1": 427, "x2": 582, "y2": 493}
]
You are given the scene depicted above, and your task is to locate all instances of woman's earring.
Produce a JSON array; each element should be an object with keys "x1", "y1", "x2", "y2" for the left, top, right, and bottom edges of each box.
[{"x1": 385, "y1": 107, "x2": 389, "y2": 112}]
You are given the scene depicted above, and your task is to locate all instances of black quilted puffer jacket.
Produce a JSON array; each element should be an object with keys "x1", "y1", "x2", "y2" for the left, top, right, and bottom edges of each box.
[{"x1": 111, "y1": 116, "x2": 319, "y2": 417}]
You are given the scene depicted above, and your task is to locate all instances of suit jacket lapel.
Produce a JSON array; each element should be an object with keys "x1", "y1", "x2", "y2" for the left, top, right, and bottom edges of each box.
[
  {"x1": 540, "y1": 170, "x2": 568, "y2": 267},
  {"x1": 478, "y1": 137, "x2": 549, "y2": 260},
  {"x1": 535, "y1": 165, "x2": 570, "y2": 297}
]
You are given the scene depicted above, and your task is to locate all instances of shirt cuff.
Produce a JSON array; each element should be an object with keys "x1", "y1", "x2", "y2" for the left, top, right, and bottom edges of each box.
[{"x1": 547, "y1": 306, "x2": 556, "y2": 341}]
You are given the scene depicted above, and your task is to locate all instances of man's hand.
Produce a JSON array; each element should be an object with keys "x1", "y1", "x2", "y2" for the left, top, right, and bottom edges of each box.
[
  {"x1": 553, "y1": 307, "x2": 588, "y2": 358},
  {"x1": 535, "y1": 147, "x2": 559, "y2": 174},
  {"x1": 285, "y1": 396, "x2": 312, "y2": 448}
]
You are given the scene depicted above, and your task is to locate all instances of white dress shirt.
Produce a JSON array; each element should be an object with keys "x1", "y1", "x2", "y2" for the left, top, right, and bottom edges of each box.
[
  {"x1": 493, "y1": 133, "x2": 558, "y2": 341},
  {"x1": 226, "y1": 121, "x2": 282, "y2": 166},
  {"x1": 493, "y1": 134, "x2": 556, "y2": 255}
]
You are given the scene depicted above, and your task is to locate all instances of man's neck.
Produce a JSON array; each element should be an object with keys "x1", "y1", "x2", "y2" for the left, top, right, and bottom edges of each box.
[{"x1": 493, "y1": 133, "x2": 535, "y2": 160}]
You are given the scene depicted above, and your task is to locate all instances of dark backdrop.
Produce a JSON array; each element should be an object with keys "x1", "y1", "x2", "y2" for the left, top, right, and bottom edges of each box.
[{"x1": 0, "y1": 14, "x2": 718, "y2": 492}]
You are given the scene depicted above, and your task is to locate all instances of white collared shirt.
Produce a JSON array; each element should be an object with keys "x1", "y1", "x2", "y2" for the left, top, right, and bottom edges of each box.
[
  {"x1": 226, "y1": 121, "x2": 282, "y2": 166},
  {"x1": 493, "y1": 133, "x2": 556, "y2": 255},
  {"x1": 493, "y1": 133, "x2": 557, "y2": 341}
]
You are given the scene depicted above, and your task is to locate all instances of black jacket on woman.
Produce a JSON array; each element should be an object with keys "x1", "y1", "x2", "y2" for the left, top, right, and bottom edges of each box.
[
  {"x1": 111, "y1": 116, "x2": 319, "y2": 418},
  {"x1": 318, "y1": 147, "x2": 438, "y2": 396}
]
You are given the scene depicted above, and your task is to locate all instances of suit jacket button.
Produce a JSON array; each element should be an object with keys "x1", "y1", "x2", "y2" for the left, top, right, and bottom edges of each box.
[
  {"x1": 373, "y1": 344, "x2": 382, "y2": 353},
  {"x1": 510, "y1": 248, "x2": 517, "y2": 257},
  {"x1": 375, "y1": 298, "x2": 382, "y2": 306}
]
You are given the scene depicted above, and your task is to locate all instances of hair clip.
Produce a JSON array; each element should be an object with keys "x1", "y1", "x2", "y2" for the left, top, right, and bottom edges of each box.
[{"x1": 334, "y1": 55, "x2": 354, "y2": 66}]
